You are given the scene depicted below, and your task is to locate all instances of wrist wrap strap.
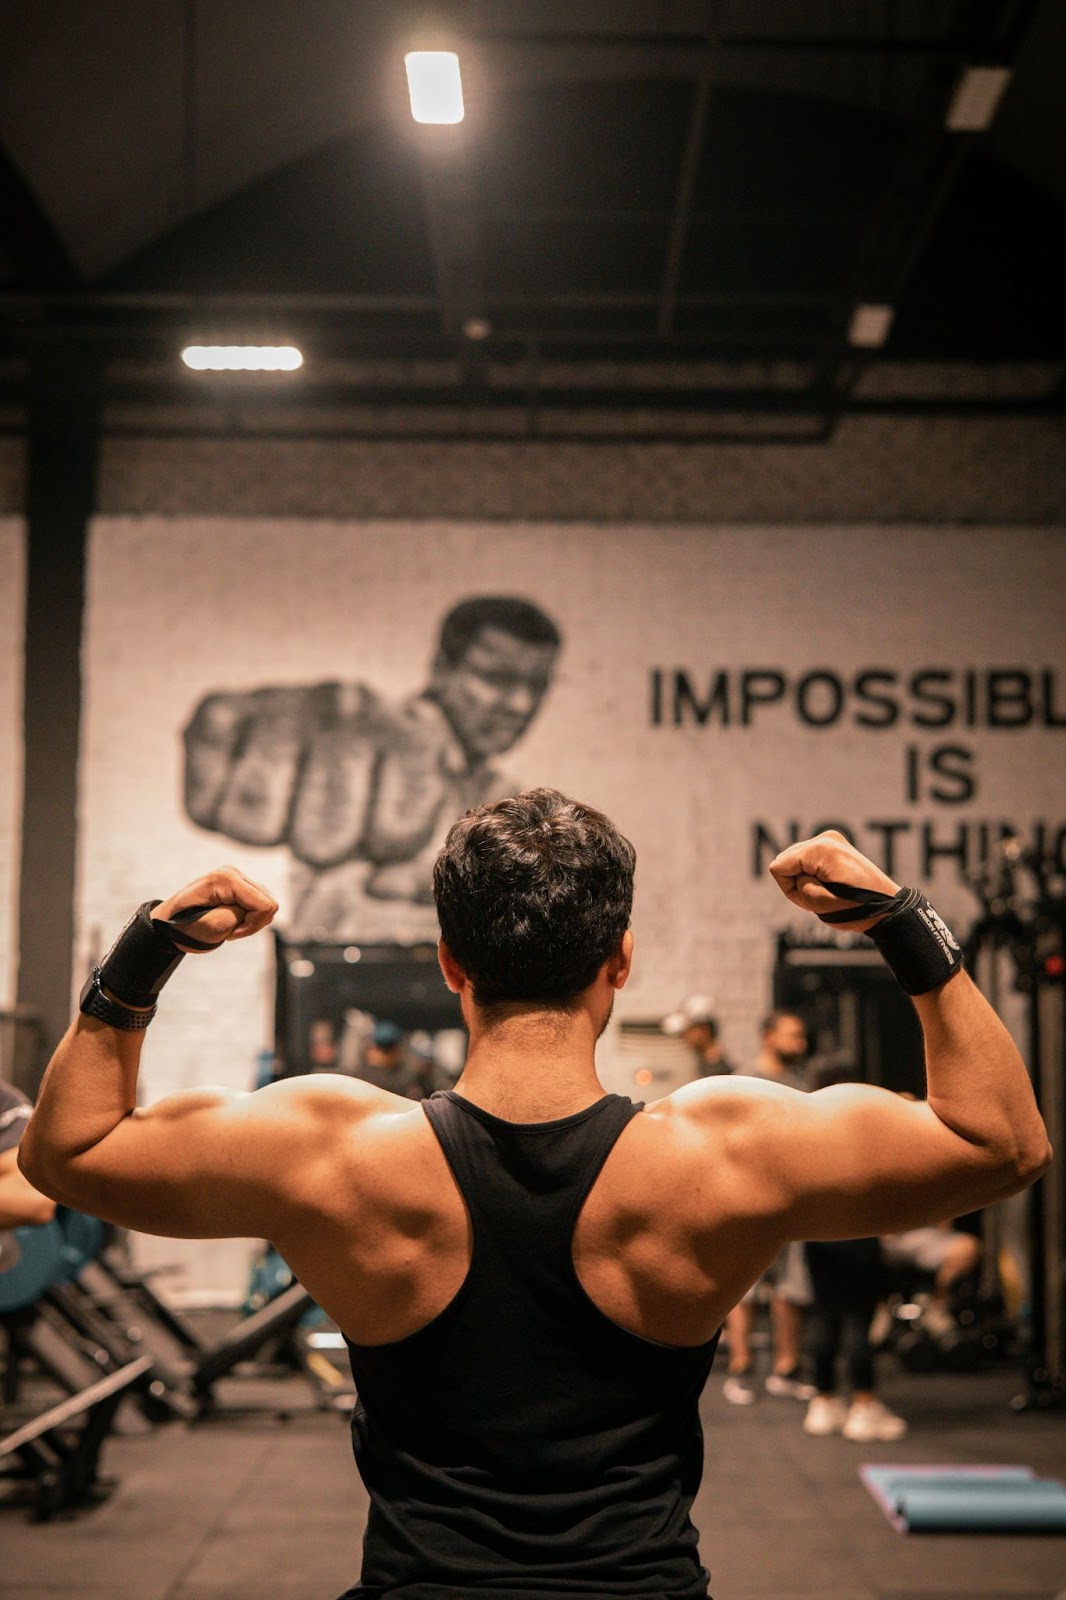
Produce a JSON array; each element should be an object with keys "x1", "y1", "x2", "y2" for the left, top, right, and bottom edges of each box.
[
  {"x1": 99, "y1": 901, "x2": 218, "y2": 1009},
  {"x1": 81, "y1": 970, "x2": 157, "y2": 1030},
  {"x1": 817, "y1": 881, "x2": 964, "y2": 996}
]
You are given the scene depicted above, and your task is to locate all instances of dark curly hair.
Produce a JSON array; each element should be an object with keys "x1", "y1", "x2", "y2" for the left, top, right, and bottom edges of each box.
[
  {"x1": 433, "y1": 788, "x2": 636, "y2": 1008},
  {"x1": 436, "y1": 596, "x2": 562, "y2": 664}
]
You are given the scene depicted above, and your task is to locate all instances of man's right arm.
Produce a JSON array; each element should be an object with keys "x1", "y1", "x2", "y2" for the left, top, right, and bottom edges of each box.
[
  {"x1": 732, "y1": 968, "x2": 1050, "y2": 1241},
  {"x1": 688, "y1": 831, "x2": 1051, "y2": 1243}
]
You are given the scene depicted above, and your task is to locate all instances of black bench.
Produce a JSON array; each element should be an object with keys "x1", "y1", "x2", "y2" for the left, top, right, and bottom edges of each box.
[{"x1": 0, "y1": 1353, "x2": 152, "y2": 1519}]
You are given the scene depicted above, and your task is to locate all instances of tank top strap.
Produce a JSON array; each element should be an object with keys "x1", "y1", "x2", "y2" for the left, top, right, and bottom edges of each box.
[{"x1": 422, "y1": 1090, "x2": 641, "y2": 1254}]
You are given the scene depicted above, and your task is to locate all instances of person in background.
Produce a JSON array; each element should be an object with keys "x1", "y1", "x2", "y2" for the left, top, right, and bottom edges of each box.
[
  {"x1": 351, "y1": 1020, "x2": 426, "y2": 1100},
  {"x1": 660, "y1": 996, "x2": 735, "y2": 1078},
  {"x1": 406, "y1": 1031, "x2": 441, "y2": 1099},
  {"x1": 879, "y1": 1220, "x2": 982, "y2": 1339},
  {"x1": 721, "y1": 1011, "x2": 815, "y2": 1405},
  {"x1": 802, "y1": 1061, "x2": 906, "y2": 1442},
  {"x1": 754, "y1": 1011, "x2": 810, "y2": 1087},
  {"x1": 875, "y1": 1093, "x2": 983, "y2": 1341}
]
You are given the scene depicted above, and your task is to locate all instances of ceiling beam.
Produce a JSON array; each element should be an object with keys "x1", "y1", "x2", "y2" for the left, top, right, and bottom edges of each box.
[
  {"x1": 657, "y1": 12, "x2": 719, "y2": 339},
  {"x1": 476, "y1": 31, "x2": 1017, "y2": 57},
  {"x1": 817, "y1": 0, "x2": 1036, "y2": 436},
  {"x1": 0, "y1": 288, "x2": 832, "y2": 313},
  {"x1": 0, "y1": 365, "x2": 1055, "y2": 419}
]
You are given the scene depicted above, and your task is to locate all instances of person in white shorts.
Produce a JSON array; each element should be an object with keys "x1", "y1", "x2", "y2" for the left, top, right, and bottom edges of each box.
[
  {"x1": 722, "y1": 1012, "x2": 816, "y2": 1405},
  {"x1": 880, "y1": 1221, "x2": 981, "y2": 1338}
]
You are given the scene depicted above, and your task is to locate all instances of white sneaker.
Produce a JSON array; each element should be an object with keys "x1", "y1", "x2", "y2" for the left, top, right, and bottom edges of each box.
[
  {"x1": 722, "y1": 1371, "x2": 757, "y2": 1406},
  {"x1": 803, "y1": 1394, "x2": 848, "y2": 1436},
  {"x1": 765, "y1": 1368, "x2": 816, "y2": 1401},
  {"x1": 841, "y1": 1398, "x2": 908, "y2": 1442}
]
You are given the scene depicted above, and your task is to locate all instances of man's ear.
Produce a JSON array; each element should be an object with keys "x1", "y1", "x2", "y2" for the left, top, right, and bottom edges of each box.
[
  {"x1": 437, "y1": 938, "x2": 468, "y2": 995},
  {"x1": 606, "y1": 929, "x2": 634, "y2": 991}
]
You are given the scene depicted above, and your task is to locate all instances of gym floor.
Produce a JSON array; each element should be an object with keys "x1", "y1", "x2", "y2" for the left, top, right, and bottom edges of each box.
[{"x1": 2, "y1": 1349, "x2": 1064, "y2": 1600}]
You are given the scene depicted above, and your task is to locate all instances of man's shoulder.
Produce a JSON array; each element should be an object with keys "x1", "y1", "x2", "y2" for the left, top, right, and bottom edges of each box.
[
  {"x1": 648, "y1": 1072, "x2": 801, "y2": 1122},
  {"x1": 596, "y1": 1082, "x2": 800, "y2": 1241},
  {"x1": 641, "y1": 1076, "x2": 810, "y2": 1176},
  {"x1": 257, "y1": 1072, "x2": 422, "y2": 1128}
]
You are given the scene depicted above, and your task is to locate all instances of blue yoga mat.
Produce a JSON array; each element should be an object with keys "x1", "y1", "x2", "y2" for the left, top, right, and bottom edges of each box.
[
  {"x1": 861, "y1": 1464, "x2": 1066, "y2": 1533},
  {"x1": 901, "y1": 1483, "x2": 1066, "y2": 1531}
]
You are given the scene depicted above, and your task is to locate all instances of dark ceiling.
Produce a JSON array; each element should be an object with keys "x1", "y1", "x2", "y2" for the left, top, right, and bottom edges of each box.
[{"x1": 2, "y1": 0, "x2": 1064, "y2": 442}]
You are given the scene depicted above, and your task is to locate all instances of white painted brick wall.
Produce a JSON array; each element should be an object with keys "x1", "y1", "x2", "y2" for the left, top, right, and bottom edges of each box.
[{"x1": 78, "y1": 518, "x2": 1066, "y2": 1297}]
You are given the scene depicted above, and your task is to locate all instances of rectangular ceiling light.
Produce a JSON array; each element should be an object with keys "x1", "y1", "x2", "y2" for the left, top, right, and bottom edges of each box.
[
  {"x1": 945, "y1": 66, "x2": 1012, "y2": 132},
  {"x1": 405, "y1": 51, "x2": 464, "y2": 124},
  {"x1": 848, "y1": 305, "x2": 894, "y2": 349},
  {"x1": 182, "y1": 345, "x2": 303, "y2": 371}
]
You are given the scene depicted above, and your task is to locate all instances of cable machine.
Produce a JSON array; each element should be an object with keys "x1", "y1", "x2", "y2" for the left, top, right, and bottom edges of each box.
[
  {"x1": 964, "y1": 839, "x2": 1066, "y2": 1412},
  {"x1": 773, "y1": 842, "x2": 1064, "y2": 1398}
]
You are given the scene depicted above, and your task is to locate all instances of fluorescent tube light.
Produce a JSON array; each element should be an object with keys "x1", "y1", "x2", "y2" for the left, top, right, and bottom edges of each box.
[
  {"x1": 945, "y1": 66, "x2": 1011, "y2": 132},
  {"x1": 405, "y1": 51, "x2": 464, "y2": 124},
  {"x1": 181, "y1": 345, "x2": 303, "y2": 371}
]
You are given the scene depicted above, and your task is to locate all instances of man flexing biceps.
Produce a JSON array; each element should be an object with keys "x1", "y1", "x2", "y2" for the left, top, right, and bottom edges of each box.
[{"x1": 20, "y1": 795, "x2": 1051, "y2": 1600}]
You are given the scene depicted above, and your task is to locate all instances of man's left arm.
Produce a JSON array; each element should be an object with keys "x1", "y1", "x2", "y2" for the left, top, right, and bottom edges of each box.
[{"x1": 17, "y1": 867, "x2": 340, "y2": 1240}]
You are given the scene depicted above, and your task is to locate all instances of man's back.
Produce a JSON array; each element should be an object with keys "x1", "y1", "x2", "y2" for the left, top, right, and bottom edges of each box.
[
  {"x1": 336, "y1": 1089, "x2": 717, "y2": 1600},
  {"x1": 259, "y1": 1073, "x2": 786, "y2": 1354}
]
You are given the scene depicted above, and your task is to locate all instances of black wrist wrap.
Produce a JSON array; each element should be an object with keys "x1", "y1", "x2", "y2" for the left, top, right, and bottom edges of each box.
[
  {"x1": 818, "y1": 881, "x2": 964, "y2": 996},
  {"x1": 98, "y1": 901, "x2": 216, "y2": 1009}
]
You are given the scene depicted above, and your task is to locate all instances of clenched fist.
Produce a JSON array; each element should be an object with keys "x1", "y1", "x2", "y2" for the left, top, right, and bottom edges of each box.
[
  {"x1": 181, "y1": 609, "x2": 561, "y2": 891},
  {"x1": 152, "y1": 867, "x2": 279, "y2": 952},
  {"x1": 769, "y1": 830, "x2": 900, "y2": 934},
  {"x1": 184, "y1": 685, "x2": 495, "y2": 874}
]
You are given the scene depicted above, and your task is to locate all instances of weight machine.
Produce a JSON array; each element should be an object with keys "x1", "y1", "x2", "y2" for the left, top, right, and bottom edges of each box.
[
  {"x1": 964, "y1": 838, "x2": 1066, "y2": 1412},
  {"x1": 772, "y1": 867, "x2": 1064, "y2": 1387},
  {"x1": 274, "y1": 933, "x2": 463, "y2": 1077},
  {"x1": 772, "y1": 929, "x2": 925, "y2": 1093}
]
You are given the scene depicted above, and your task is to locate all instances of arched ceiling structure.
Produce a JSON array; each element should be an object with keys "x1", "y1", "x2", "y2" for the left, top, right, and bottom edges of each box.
[{"x1": 2, "y1": 0, "x2": 1063, "y2": 442}]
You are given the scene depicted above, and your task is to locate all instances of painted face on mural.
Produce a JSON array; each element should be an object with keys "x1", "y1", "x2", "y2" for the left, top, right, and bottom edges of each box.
[{"x1": 432, "y1": 625, "x2": 558, "y2": 761}]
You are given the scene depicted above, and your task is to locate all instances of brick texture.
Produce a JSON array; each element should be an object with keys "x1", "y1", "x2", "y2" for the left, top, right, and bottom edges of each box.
[{"x1": 99, "y1": 417, "x2": 1066, "y2": 523}]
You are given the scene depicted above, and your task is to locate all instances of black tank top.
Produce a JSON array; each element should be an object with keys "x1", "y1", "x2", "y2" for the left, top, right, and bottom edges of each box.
[{"x1": 339, "y1": 1089, "x2": 720, "y2": 1600}]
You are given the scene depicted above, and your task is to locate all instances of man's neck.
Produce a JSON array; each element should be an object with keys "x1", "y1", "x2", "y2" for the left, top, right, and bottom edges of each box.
[{"x1": 455, "y1": 1008, "x2": 605, "y2": 1122}]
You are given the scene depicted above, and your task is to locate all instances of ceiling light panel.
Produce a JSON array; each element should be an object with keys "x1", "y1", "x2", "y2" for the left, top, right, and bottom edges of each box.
[{"x1": 405, "y1": 51, "x2": 465, "y2": 124}]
